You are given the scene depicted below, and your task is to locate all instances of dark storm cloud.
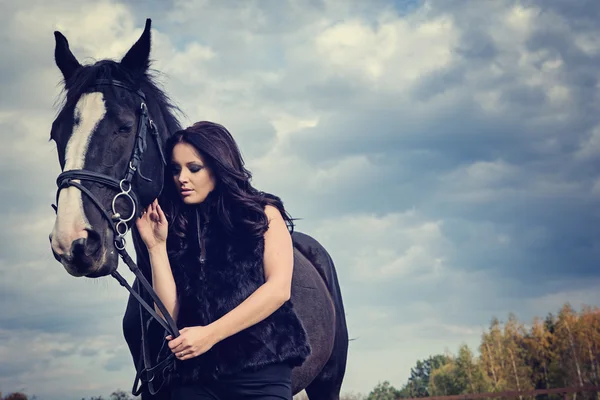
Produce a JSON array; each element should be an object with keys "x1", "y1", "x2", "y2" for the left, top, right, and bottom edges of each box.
[
  {"x1": 259, "y1": 1, "x2": 600, "y2": 292},
  {"x1": 525, "y1": 0, "x2": 600, "y2": 30}
]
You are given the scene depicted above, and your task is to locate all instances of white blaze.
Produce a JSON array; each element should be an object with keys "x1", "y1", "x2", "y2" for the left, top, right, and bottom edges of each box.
[{"x1": 51, "y1": 93, "x2": 106, "y2": 254}]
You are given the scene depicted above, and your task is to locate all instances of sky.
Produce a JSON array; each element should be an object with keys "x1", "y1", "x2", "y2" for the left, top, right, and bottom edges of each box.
[{"x1": 1, "y1": 0, "x2": 600, "y2": 398}]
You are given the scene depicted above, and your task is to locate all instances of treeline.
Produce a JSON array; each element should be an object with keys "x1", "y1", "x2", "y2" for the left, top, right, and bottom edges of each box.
[
  {"x1": 4, "y1": 303, "x2": 599, "y2": 400},
  {"x1": 0, "y1": 390, "x2": 133, "y2": 400},
  {"x1": 371, "y1": 303, "x2": 600, "y2": 399}
]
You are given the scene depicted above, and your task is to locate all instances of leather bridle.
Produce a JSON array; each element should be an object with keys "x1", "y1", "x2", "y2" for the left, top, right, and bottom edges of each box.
[{"x1": 52, "y1": 79, "x2": 179, "y2": 396}]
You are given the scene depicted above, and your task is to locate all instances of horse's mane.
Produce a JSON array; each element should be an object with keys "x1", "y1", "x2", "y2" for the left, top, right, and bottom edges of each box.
[{"x1": 54, "y1": 59, "x2": 183, "y2": 142}]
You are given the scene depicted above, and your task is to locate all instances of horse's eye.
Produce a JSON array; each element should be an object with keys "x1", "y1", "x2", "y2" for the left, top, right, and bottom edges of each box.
[{"x1": 118, "y1": 125, "x2": 132, "y2": 134}]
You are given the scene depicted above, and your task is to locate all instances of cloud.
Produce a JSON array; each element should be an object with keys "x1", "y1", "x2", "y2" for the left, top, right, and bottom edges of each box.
[
  {"x1": 311, "y1": 210, "x2": 449, "y2": 283},
  {"x1": 2, "y1": 0, "x2": 600, "y2": 398},
  {"x1": 0, "y1": 328, "x2": 135, "y2": 399}
]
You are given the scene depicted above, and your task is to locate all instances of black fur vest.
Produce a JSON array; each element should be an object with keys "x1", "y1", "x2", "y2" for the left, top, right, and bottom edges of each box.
[{"x1": 168, "y1": 202, "x2": 311, "y2": 384}]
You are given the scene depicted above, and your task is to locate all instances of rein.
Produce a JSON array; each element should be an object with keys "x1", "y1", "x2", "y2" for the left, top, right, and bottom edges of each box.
[{"x1": 52, "y1": 79, "x2": 178, "y2": 396}]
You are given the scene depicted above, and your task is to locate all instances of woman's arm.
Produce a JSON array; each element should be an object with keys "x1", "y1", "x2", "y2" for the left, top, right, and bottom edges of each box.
[
  {"x1": 136, "y1": 201, "x2": 179, "y2": 322},
  {"x1": 209, "y1": 204, "x2": 294, "y2": 342},
  {"x1": 148, "y1": 245, "x2": 179, "y2": 322}
]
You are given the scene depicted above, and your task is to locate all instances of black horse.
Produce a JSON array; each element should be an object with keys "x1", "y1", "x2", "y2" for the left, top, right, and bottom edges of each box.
[{"x1": 47, "y1": 19, "x2": 348, "y2": 400}]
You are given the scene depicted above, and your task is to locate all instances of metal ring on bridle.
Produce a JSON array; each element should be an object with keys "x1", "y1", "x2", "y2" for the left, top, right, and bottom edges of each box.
[
  {"x1": 119, "y1": 179, "x2": 132, "y2": 193},
  {"x1": 115, "y1": 220, "x2": 129, "y2": 237},
  {"x1": 114, "y1": 237, "x2": 126, "y2": 250},
  {"x1": 162, "y1": 367, "x2": 171, "y2": 381},
  {"x1": 112, "y1": 191, "x2": 136, "y2": 223},
  {"x1": 143, "y1": 370, "x2": 155, "y2": 383}
]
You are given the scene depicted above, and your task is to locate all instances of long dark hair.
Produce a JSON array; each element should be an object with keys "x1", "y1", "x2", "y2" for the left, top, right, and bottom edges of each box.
[{"x1": 162, "y1": 121, "x2": 294, "y2": 260}]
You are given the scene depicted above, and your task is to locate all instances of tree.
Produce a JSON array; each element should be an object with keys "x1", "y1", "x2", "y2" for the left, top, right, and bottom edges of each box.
[
  {"x1": 429, "y1": 361, "x2": 462, "y2": 396},
  {"x1": 502, "y1": 313, "x2": 533, "y2": 396},
  {"x1": 578, "y1": 306, "x2": 600, "y2": 400},
  {"x1": 3, "y1": 394, "x2": 28, "y2": 400},
  {"x1": 110, "y1": 391, "x2": 135, "y2": 400},
  {"x1": 455, "y1": 344, "x2": 490, "y2": 394},
  {"x1": 396, "y1": 354, "x2": 452, "y2": 397},
  {"x1": 523, "y1": 316, "x2": 554, "y2": 392},
  {"x1": 367, "y1": 381, "x2": 401, "y2": 400},
  {"x1": 556, "y1": 303, "x2": 585, "y2": 389},
  {"x1": 480, "y1": 317, "x2": 506, "y2": 391}
]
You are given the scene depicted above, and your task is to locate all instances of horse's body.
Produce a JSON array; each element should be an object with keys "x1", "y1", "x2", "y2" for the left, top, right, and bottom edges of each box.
[{"x1": 48, "y1": 19, "x2": 348, "y2": 399}]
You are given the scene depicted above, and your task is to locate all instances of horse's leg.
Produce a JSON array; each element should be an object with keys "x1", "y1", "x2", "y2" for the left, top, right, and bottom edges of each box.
[{"x1": 292, "y1": 232, "x2": 349, "y2": 400}]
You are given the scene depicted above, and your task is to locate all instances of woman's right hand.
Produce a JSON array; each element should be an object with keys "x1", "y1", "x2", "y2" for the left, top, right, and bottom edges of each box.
[{"x1": 136, "y1": 199, "x2": 168, "y2": 250}]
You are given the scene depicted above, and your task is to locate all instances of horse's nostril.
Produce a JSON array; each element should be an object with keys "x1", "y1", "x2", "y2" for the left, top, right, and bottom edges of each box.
[
  {"x1": 71, "y1": 237, "x2": 87, "y2": 258},
  {"x1": 85, "y1": 228, "x2": 102, "y2": 256},
  {"x1": 70, "y1": 238, "x2": 95, "y2": 274}
]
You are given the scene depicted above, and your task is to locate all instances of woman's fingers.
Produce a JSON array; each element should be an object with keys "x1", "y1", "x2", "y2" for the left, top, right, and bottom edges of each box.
[
  {"x1": 157, "y1": 204, "x2": 166, "y2": 222},
  {"x1": 138, "y1": 200, "x2": 164, "y2": 225},
  {"x1": 171, "y1": 342, "x2": 184, "y2": 354},
  {"x1": 154, "y1": 202, "x2": 161, "y2": 222},
  {"x1": 145, "y1": 202, "x2": 156, "y2": 223}
]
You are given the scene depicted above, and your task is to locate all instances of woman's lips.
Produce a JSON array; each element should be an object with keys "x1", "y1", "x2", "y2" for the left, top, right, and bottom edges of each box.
[{"x1": 181, "y1": 189, "x2": 193, "y2": 196}]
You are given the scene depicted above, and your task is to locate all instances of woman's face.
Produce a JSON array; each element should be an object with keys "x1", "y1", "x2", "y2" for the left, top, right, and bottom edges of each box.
[{"x1": 170, "y1": 142, "x2": 216, "y2": 205}]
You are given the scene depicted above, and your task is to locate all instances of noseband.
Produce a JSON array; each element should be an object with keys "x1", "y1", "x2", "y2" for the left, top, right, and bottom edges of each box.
[{"x1": 52, "y1": 79, "x2": 178, "y2": 396}]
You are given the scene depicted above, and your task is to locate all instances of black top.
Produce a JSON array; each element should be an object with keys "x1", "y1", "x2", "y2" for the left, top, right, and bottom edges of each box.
[{"x1": 168, "y1": 199, "x2": 311, "y2": 384}]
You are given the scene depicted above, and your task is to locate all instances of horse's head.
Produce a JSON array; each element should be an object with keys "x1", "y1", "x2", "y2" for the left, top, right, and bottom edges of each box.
[{"x1": 49, "y1": 19, "x2": 179, "y2": 278}]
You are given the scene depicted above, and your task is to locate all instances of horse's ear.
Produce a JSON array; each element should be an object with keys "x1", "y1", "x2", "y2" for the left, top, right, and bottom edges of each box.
[
  {"x1": 121, "y1": 18, "x2": 152, "y2": 76},
  {"x1": 54, "y1": 31, "x2": 81, "y2": 81}
]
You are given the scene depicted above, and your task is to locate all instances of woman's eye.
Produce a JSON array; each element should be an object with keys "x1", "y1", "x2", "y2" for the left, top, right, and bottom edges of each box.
[{"x1": 189, "y1": 166, "x2": 202, "y2": 173}]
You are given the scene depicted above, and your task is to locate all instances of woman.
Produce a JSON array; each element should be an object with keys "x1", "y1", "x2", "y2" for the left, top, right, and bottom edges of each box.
[{"x1": 135, "y1": 121, "x2": 311, "y2": 399}]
